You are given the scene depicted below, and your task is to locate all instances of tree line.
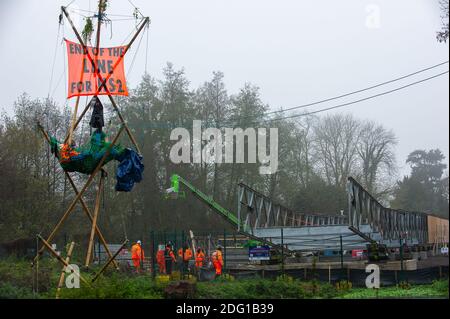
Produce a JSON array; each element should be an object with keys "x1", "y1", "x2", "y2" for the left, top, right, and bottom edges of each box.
[{"x1": 0, "y1": 63, "x2": 448, "y2": 244}]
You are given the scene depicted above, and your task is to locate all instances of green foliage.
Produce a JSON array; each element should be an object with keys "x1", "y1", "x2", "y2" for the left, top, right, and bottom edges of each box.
[
  {"x1": 216, "y1": 273, "x2": 235, "y2": 282},
  {"x1": 398, "y1": 281, "x2": 411, "y2": 290},
  {"x1": 335, "y1": 280, "x2": 353, "y2": 292},
  {"x1": 431, "y1": 279, "x2": 449, "y2": 297},
  {"x1": 0, "y1": 282, "x2": 38, "y2": 299},
  {"x1": 196, "y1": 279, "x2": 336, "y2": 299},
  {"x1": 276, "y1": 274, "x2": 294, "y2": 283},
  {"x1": 1, "y1": 258, "x2": 448, "y2": 299},
  {"x1": 60, "y1": 273, "x2": 164, "y2": 299},
  {"x1": 391, "y1": 149, "x2": 449, "y2": 217},
  {"x1": 81, "y1": 17, "x2": 94, "y2": 42},
  {"x1": 337, "y1": 280, "x2": 449, "y2": 299}
]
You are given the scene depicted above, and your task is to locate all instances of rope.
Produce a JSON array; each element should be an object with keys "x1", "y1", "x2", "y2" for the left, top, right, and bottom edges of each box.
[
  {"x1": 47, "y1": 23, "x2": 61, "y2": 99},
  {"x1": 70, "y1": 7, "x2": 136, "y2": 18},
  {"x1": 62, "y1": 22, "x2": 68, "y2": 106},
  {"x1": 126, "y1": 27, "x2": 146, "y2": 79},
  {"x1": 119, "y1": 194, "x2": 129, "y2": 240}
]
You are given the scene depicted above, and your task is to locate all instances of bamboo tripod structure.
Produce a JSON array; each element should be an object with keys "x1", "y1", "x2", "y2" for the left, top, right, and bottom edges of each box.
[{"x1": 33, "y1": 1, "x2": 150, "y2": 285}]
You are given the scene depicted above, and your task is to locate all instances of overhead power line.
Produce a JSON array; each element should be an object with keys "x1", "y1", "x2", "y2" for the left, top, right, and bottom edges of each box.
[
  {"x1": 242, "y1": 61, "x2": 449, "y2": 122},
  {"x1": 257, "y1": 70, "x2": 449, "y2": 125}
]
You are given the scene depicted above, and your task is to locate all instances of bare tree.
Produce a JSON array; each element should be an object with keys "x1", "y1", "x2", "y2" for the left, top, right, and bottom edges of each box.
[
  {"x1": 357, "y1": 121, "x2": 397, "y2": 195},
  {"x1": 313, "y1": 113, "x2": 360, "y2": 188},
  {"x1": 437, "y1": 0, "x2": 449, "y2": 43}
]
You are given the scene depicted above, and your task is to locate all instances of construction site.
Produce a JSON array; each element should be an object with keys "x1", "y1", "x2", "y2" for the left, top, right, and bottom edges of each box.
[{"x1": 0, "y1": 0, "x2": 449, "y2": 302}]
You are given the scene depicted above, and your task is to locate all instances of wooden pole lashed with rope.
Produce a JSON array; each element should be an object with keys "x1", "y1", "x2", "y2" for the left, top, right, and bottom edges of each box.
[
  {"x1": 36, "y1": 124, "x2": 119, "y2": 269},
  {"x1": 37, "y1": 235, "x2": 91, "y2": 287},
  {"x1": 56, "y1": 241, "x2": 75, "y2": 299},
  {"x1": 34, "y1": 1, "x2": 149, "y2": 285},
  {"x1": 85, "y1": 172, "x2": 105, "y2": 267}
]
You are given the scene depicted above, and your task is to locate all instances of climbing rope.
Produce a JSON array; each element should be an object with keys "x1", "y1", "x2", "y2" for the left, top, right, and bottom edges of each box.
[
  {"x1": 47, "y1": 21, "x2": 62, "y2": 99},
  {"x1": 126, "y1": 27, "x2": 146, "y2": 79}
]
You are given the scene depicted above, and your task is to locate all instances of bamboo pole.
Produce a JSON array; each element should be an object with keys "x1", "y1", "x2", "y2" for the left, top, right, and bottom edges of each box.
[
  {"x1": 67, "y1": 96, "x2": 81, "y2": 146},
  {"x1": 61, "y1": 6, "x2": 149, "y2": 153},
  {"x1": 37, "y1": 123, "x2": 119, "y2": 269},
  {"x1": 56, "y1": 241, "x2": 75, "y2": 299},
  {"x1": 32, "y1": 125, "x2": 125, "y2": 266},
  {"x1": 92, "y1": 239, "x2": 129, "y2": 283},
  {"x1": 85, "y1": 173, "x2": 104, "y2": 267},
  {"x1": 67, "y1": 0, "x2": 103, "y2": 146},
  {"x1": 37, "y1": 235, "x2": 90, "y2": 287}
]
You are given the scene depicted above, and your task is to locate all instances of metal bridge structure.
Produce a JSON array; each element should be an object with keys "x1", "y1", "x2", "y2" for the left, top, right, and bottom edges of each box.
[
  {"x1": 237, "y1": 177, "x2": 429, "y2": 251},
  {"x1": 168, "y1": 174, "x2": 429, "y2": 252}
]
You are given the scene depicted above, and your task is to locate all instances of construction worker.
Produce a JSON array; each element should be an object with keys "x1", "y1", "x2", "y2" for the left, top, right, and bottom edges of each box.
[
  {"x1": 212, "y1": 246, "x2": 224, "y2": 277},
  {"x1": 131, "y1": 240, "x2": 144, "y2": 273},
  {"x1": 177, "y1": 244, "x2": 193, "y2": 277},
  {"x1": 195, "y1": 248, "x2": 205, "y2": 268},
  {"x1": 164, "y1": 243, "x2": 176, "y2": 275},
  {"x1": 156, "y1": 244, "x2": 166, "y2": 274}
]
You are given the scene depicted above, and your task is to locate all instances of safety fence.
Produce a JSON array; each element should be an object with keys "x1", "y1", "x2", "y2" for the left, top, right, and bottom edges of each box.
[{"x1": 226, "y1": 266, "x2": 449, "y2": 287}]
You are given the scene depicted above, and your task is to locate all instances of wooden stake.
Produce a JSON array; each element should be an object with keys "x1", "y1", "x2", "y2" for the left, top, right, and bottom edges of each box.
[
  {"x1": 37, "y1": 235, "x2": 90, "y2": 287},
  {"x1": 56, "y1": 241, "x2": 75, "y2": 299},
  {"x1": 85, "y1": 173, "x2": 104, "y2": 267},
  {"x1": 92, "y1": 239, "x2": 129, "y2": 283}
]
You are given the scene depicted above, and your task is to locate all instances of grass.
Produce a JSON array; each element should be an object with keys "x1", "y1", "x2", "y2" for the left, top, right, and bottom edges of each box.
[
  {"x1": 337, "y1": 280, "x2": 449, "y2": 299},
  {"x1": 0, "y1": 258, "x2": 448, "y2": 299}
]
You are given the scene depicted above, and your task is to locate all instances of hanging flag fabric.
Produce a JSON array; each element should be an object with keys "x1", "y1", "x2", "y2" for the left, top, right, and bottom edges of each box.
[{"x1": 65, "y1": 39, "x2": 129, "y2": 99}]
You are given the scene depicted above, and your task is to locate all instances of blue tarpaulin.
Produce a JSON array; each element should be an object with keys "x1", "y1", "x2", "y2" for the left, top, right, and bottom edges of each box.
[{"x1": 115, "y1": 148, "x2": 144, "y2": 192}]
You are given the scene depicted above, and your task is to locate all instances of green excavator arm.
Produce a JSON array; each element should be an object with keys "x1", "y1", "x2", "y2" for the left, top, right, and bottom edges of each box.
[
  {"x1": 165, "y1": 173, "x2": 291, "y2": 253},
  {"x1": 166, "y1": 174, "x2": 241, "y2": 228}
]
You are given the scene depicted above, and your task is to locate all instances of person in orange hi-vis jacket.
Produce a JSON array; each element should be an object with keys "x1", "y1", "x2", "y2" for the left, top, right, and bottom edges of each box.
[
  {"x1": 164, "y1": 243, "x2": 176, "y2": 275},
  {"x1": 195, "y1": 248, "x2": 205, "y2": 268},
  {"x1": 178, "y1": 244, "x2": 193, "y2": 276},
  {"x1": 212, "y1": 246, "x2": 224, "y2": 276},
  {"x1": 156, "y1": 245, "x2": 166, "y2": 274},
  {"x1": 131, "y1": 240, "x2": 144, "y2": 273}
]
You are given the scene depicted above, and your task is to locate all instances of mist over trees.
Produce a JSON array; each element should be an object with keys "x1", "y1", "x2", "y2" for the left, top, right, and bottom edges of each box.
[
  {"x1": 391, "y1": 149, "x2": 449, "y2": 216},
  {"x1": 0, "y1": 63, "x2": 448, "y2": 244}
]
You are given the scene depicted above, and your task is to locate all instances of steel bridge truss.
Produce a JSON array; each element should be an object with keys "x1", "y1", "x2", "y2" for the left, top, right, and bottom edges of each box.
[
  {"x1": 237, "y1": 182, "x2": 347, "y2": 233},
  {"x1": 347, "y1": 177, "x2": 428, "y2": 244}
]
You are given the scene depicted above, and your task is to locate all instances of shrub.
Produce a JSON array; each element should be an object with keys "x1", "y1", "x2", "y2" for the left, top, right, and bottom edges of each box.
[
  {"x1": 276, "y1": 274, "x2": 294, "y2": 283},
  {"x1": 398, "y1": 281, "x2": 411, "y2": 290},
  {"x1": 0, "y1": 282, "x2": 37, "y2": 299},
  {"x1": 335, "y1": 280, "x2": 352, "y2": 292},
  {"x1": 216, "y1": 273, "x2": 235, "y2": 282},
  {"x1": 431, "y1": 279, "x2": 449, "y2": 297}
]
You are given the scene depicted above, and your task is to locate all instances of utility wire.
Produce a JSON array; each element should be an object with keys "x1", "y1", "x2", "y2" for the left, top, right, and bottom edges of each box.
[
  {"x1": 236, "y1": 61, "x2": 449, "y2": 123},
  {"x1": 257, "y1": 70, "x2": 449, "y2": 125}
]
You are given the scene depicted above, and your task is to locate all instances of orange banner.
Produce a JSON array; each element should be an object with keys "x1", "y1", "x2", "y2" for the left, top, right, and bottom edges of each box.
[{"x1": 65, "y1": 39, "x2": 128, "y2": 99}]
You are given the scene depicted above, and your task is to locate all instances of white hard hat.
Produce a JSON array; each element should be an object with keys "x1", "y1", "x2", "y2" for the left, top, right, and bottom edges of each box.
[{"x1": 137, "y1": 240, "x2": 142, "y2": 245}]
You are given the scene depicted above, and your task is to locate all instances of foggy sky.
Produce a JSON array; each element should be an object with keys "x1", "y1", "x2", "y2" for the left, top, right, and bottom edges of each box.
[{"x1": 0, "y1": 0, "x2": 448, "y2": 178}]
